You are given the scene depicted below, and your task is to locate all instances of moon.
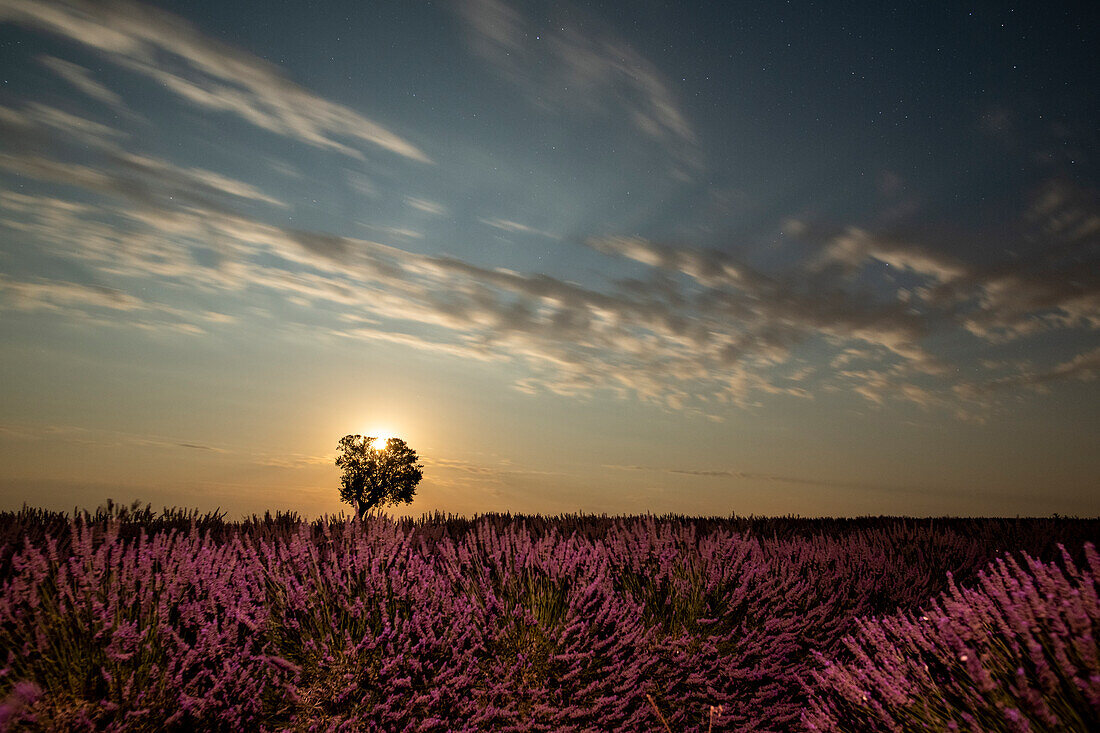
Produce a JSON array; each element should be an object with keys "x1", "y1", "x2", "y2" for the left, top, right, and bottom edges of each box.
[{"x1": 369, "y1": 433, "x2": 396, "y2": 450}]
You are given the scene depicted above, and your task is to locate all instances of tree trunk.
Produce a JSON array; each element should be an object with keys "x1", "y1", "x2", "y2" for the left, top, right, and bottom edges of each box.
[{"x1": 356, "y1": 499, "x2": 369, "y2": 520}]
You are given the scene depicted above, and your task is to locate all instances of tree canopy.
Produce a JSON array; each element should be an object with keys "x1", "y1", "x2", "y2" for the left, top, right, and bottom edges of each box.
[{"x1": 335, "y1": 435, "x2": 423, "y2": 518}]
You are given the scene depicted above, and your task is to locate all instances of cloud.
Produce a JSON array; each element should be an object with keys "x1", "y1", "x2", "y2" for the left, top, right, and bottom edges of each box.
[
  {"x1": 364, "y1": 225, "x2": 423, "y2": 240},
  {"x1": 423, "y1": 457, "x2": 500, "y2": 476},
  {"x1": 0, "y1": 275, "x2": 146, "y2": 312},
  {"x1": 0, "y1": 101, "x2": 127, "y2": 153},
  {"x1": 605, "y1": 464, "x2": 879, "y2": 491},
  {"x1": 334, "y1": 327, "x2": 496, "y2": 363},
  {"x1": 0, "y1": 421, "x2": 228, "y2": 453},
  {"x1": 252, "y1": 453, "x2": 332, "y2": 470},
  {"x1": 0, "y1": 274, "x2": 225, "y2": 335},
  {"x1": 0, "y1": 100, "x2": 285, "y2": 210},
  {"x1": 2, "y1": 156, "x2": 1087, "y2": 418},
  {"x1": 590, "y1": 235, "x2": 769, "y2": 290},
  {"x1": 139, "y1": 158, "x2": 286, "y2": 208},
  {"x1": 0, "y1": 150, "x2": 287, "y2": 235},
  {"x1": 2, "y1": 115, "x2": 1096, "y2": 421},
  {"x1": 405, "y1": 197, "x2": 448, "y2": 216},
  {"x1": 0, "y1": 100, "x2": 288, "y2": 225},
  {"x1": 288, "y1": 230, "x2": 351, "y2": 263},
  {"x1": 1046, "y1": 347, "x2": 1100, "y2": 383},
  {"x1": 959, "y1": 347, "x2": 1100, "y2": 397},
  {"x1": 962, "y1": 269, "x2": 1100, "y2": 342},
  {"x1": 172, "y1": 442, "x2": 224, "y2": 452},
  {"x1": 813, "y1": 226, "x2": 970, "y2": 283},
  {"x1": 789, "y1": 183, "x2": 1100, "y2": 350},
  {"x1": 456, "y1": 0, "x2": 698, "y2": 174},
  {"x1": 37, "y1": 55, "x2": 135, "y2": 116},
  {"x1": 416, "y1": 456, "x2": 565, "y2": 505},
  {"x1": 0, "y1": 0, "x2": 430, "y2": 163},
  {"x1": 480, "y1": 217, "x2": 558, "y2": 239},
  {"x1": 961, "y1": 183, "x2": 1100, "y2": 341},
  {"x1": 590, "y1": 234, "x2": 938, "y2": 370}
]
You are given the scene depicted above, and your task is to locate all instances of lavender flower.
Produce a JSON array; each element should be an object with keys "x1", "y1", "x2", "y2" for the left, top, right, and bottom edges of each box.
[{"x1": 0, "y1": 506, "x2": 1095, "y2": 731}]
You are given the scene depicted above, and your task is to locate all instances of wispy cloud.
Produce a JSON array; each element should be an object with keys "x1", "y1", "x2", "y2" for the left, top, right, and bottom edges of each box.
[
  {"x1": 0, "y1": 275, "x2": 145, "y2": 313},
  {"x1": 0, "y1": 104, "x2": 285, "y2": 210},
  {"x1": 0, "y1": 0, "x2": 430, "y2": 163},
  {"x1": 252, "y1": 453, "x2": 332, "y2": 470},
  {"x1": 419, "y1": 456, "x2": 565, "y2": 501},
  {"x1": 37, "y1": 55, "x2": 136, "y2": 117},
  {"x1": 0, "y1": 273, "x2": 232, "y2": 335},
  {"x1": 423, "y1": 457, "x2": 500, "y2": 476},
  {"x1": 480, "y1": 217, "x2": 559, "y2": 239},
  {"x1": 2, "y1": 102, "x2": 1096, "y2": 421},
  {"x1": 605, "y1": 464, "x2": 874, "y2": 491},
  {"x1": 333, "y1": 327, "x2": 496, "y2": 363},
  {"x1": 812, "y1": 226, "x2": 969, "y2": 283},
  {"x1": 0, "y1": 101, "x2": 126, "y2": 150},
  {"x1": 365, "y1": 225, "x2": 423, "y2": 240},
  {"x1": 405, "y1": 197, "x2": 448, "y2": 216},
  {"x1": 0, "y1": 422, "x2": 228, "y2": 453},
  {"x1": 956, "y1": 347, "x2": 1100, "y2": 397},
  {"x1": 456, "y1": 0, "x2": 698, "y2": 176}
]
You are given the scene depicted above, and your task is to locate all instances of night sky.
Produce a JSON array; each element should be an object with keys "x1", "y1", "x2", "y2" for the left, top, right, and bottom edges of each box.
[{"x1": 0, "y1": 0, "x2": 1096, "y2": 517}]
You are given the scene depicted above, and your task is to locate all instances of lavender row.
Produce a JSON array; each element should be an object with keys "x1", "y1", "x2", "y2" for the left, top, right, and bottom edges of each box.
[{"x1": 0, "y1": 510, "x2": 1097, "y2": 731}]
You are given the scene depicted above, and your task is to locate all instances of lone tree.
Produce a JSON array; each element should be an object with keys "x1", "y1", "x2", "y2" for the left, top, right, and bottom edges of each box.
[{"x1": 335, "y1": 435, "x2": 424, "y2": 518}]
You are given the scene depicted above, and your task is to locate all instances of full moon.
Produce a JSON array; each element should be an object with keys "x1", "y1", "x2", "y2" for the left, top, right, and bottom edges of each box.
[{"x1": 370, "y1": 433, "x2": 395, "y2": 450}]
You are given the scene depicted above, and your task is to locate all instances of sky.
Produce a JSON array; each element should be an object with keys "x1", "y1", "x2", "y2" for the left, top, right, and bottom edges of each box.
[{"x1": 0, "y1": 0, "x2": 1096, "y2": 518}]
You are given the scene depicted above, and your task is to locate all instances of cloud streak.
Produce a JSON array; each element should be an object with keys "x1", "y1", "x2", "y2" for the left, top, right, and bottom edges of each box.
[
  {"x1": 37, "y1": 55, "x2": 137, "y2": 118},
  {"x1": 0, "y1": 422, "x2": 229, "y2": 454},
  {"x1": 0, "y1": 0, "x2": 431, "y2": 163},
  {"x1": 605, "y1": 464, "x2": 879, "y2": 491},
  {"x1": 457, "y1": 0, "x2": 698, "y2": 175},
  {"x1": 480, "y1": 217, "x2": 559, "y2": 240}
]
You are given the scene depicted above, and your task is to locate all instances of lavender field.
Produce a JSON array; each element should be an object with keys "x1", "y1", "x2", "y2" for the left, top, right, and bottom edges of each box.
[{"x1": 0, "y1": 506, "x2": 1097, "y2": 732}]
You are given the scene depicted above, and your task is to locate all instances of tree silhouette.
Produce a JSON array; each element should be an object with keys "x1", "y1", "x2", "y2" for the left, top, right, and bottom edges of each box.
[{"x1": 335, "y1": 435, "x2": 424, "y2": 518}]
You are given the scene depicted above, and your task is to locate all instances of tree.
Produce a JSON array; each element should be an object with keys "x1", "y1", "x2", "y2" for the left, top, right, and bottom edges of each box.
[{"x1": 335, "y1": 435, "x2": 424, "y2": 518}]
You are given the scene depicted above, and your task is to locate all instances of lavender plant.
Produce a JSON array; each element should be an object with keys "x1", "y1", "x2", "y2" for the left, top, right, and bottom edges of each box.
[
  {"x1": 804, "y1": 543, "x2": 1100, "y2": 732},
  {"x1": 0, "y1": 508, "x2": 1095, "y2": 731}
]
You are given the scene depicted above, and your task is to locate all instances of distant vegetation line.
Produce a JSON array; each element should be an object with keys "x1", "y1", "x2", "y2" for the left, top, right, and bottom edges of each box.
[{"x1": 2, "y1": 500, "x2": 1096, "y2": 578}]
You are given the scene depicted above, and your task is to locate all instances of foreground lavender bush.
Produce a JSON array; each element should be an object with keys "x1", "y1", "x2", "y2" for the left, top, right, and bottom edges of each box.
[
  {"x1": 0, "y1": 508, "x2": 1096, "y2": 731},
  {"x1": 0, "y1": 522, "x2": 296, "y2": 730},
  {"x1": 805, "y1": 543, "x2": 1100, "y2": 733}
]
